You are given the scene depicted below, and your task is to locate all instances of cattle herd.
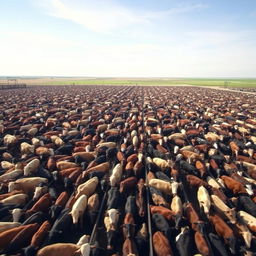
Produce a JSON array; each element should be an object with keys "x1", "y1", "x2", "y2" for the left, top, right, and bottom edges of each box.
[{"x1": 0, "y1": 85, "x2": 256, "y2": 256}]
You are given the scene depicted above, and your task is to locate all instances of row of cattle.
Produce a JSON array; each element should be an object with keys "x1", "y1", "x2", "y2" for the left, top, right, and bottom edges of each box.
[{"x1": 0, "y1": 85, "x2": 256, "y2": 256}]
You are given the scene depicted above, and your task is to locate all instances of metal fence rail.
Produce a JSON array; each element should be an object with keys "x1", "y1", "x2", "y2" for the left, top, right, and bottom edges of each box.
[{"x1": 0, "y1": 83, "x2": 27, "y2": 90}]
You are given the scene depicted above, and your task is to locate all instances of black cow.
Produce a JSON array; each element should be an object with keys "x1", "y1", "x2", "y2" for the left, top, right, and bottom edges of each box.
[
  {"x1": 237, "y1": 195, "x2": 256, "y2": 217},
  {"x1": 107, "y1": 187, "x2": 120, "y2": 210},
  {"x1": 155, "y1": 171, "x2": 171, "y2": 182},
  {"x1": 152, "y1": 213, "x2": 172, "y2": 242},
  {"x1": 178, "y1": 160, "x2": 198, "y2": 176},
  {"x1": 175, "y1": 227, "x2": 193, "y2": 256},
  {"x1": 55, "y1": 144, "x2": 73, "y2": 155},
  {"x1": 208, "y1": 232, "x2": 229, "y2": 256},
  {"x1": 43, "y1": 210, "x2": 72, "y2": 245},
  {"x1": 23, "y1": 211, "x2": 47, "y2": 225},
  {"x1": 125, "y1": 196, "x2": 137, "y2": 216}
]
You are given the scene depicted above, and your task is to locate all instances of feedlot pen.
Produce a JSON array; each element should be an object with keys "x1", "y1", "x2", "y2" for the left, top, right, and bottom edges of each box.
[{"x1": 0, "y1": 85, "x2": 256, "y2": 256}]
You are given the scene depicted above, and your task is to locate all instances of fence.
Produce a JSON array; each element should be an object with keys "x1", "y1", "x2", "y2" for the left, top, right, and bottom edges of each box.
[{"x1": 0, "y1": 83, "x2": 27, "y2": 90}]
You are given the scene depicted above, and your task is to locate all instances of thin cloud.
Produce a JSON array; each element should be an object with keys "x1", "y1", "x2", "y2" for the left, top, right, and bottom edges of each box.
[
  {"x1": 40, "y1": 0, "x2": 150, "y2": 33},
  {"x1": 39, "y1": 0, "x2": 208, "y2": 33},
  {"x1": 146, "y1": 3, "x2": 208, "y2": 18}
]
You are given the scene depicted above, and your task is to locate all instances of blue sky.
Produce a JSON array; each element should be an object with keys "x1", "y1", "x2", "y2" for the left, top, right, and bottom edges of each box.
[{"x1": 0, "y1": 0, "x2": 256, "y2": 77}]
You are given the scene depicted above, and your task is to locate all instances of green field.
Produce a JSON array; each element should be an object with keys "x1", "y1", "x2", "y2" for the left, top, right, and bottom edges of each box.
[{"x1": 42, "y1": 78, "x2": 256, "y2": 87}]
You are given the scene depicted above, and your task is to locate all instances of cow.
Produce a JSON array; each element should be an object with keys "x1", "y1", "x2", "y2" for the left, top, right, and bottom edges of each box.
[
  {"x1": 24, "y1": 158, "x2": 40, "y2": 176},
  {"x1": 175, "y1": 227, "x2": 193, "y2": 256},
  {"x1": 197, "y1": 186, "x2": 211, "y2": 217},
  {"x1": 238, "y1": 211, "x2": 256, "y2": 233},
  {"x1": 110, "y1": 163, "x2": 123, "y2": 186},
  {"x1": 150, "y1": 206, "x2": 175, "y2": 221},
  {"x1": 122, "y1": 237, "x2": 139, "y2": 256},
  {"x1": 209, "y1": 214, "x2": 236, "y2": 254},
  {"x1": 8, "y1": 177, "x2": 48, "y2": 195},
  {"x1": 107, "y1": 187, "x2": 120, "y2": 210},
  {"x1": 4, "y1": 223, "x2": 39, "y2": 254},
  {"x1": 220, "y1": 175, "x2": 247, "y2": 195},
  {"x1": 152, "y1": 213, "x2": 172, "y2": 242},
  {"x1": 149, "y1": 186, "x2": 168, "y2": 207},
  {"x1": 136, "y1": 178, "x2": 146, "y2": 218},
  {"x1": 75, "y1": 177, "x2": 98, "y2": 199},
  {"x1": 135, "y1": 223, "x2": 148, "y2": 256},
  {"x1": 194, "y1": 230, "x2": 211, "y2": 256},
  {"x1": 125, "y1": 196, "x2": 137, "y2": 217},
  {"x1": 104, "y1": 209, "x2": 120, "y2": 250},
  {"x1": 0, "y1": 169, "x2": 23, "y2": 182},
  {"x1": 153, "y1": 231, "x2": 173, "y2": 256},
  {"x1": 170, "y1": 195, "x2": 183, "y2": 229},
  {"x1": 123, "y1": 213, "x2": 136, "y2": 239},
  {"x1": 211, "y1": 195, "x2": 237, "y2": 224},
  {"x1": 44, "y1": 210, "x2": 73, "y2": 245},
  {"x1": 186, "y1": 175, "x2": 209, "y2": 188},
  {"x1": 153, "y1": 158, "x2": 172, "y2": 170},
  {"x1": 208, "y1": 232, "x2": 229, "y2": 256},
  {"x1": 33, "y1": 186, "x2": 48, "y2": 201},
  {"x1": 184, "y1": 203, "x2": 201, "y2": 231},
  {"x1": 120, "y1": 177, "x2": 137, "y2": 194},
  {"x1": 70, "y1": 194, "x2": 87, "y2": 225},
  {"x1": 237, "y1": 195, "x2": 256, "y2": 217},
  {"x1": 0, "y1": 193, "x2": 28, "y2": 206},
  {"x1": 149, "y1": 178, "x2": 172, "y2": 195},
  {"x1": 36, "y1": 243, "x2": 89, "y2": 256},
  {"x1": 26, "y1": 193, "x2": 52, "y2": 214},
  {"x1": 0, "y1": 222, "x2": 21, "y2": 233}
]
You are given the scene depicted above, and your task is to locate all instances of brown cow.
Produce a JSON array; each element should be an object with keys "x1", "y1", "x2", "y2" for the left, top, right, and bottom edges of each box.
[
  {"x1": 120, "y1": 177, "x2": 137, "y2": 194},
  {"x1": 26, "y1": 193, "x2": 52, "y2": 214},
  {"x1": 220, "y1": 175, "x2": 247, "y2": 194},
  {"x1": 123, "y1": 213, "x2": 136, "y2": 239},
  {"x1": 186, "y1": 175, "x2": 209, "y2": 188},
  {"x1": 122, "y1": 238, "x2": 138, "y2": 256},
  {"x1": 184, "y1": 202, "x2": 201, "y2": 231},
  {"x1": 209, "y1": 214, "x2": 236, "y2": 254},
  {"x1": 194, "y1": 231, "x2": 211, "y2": 256},
  {"x1": 150, "y1": 206, "x2": 175, "y2": 221},
  {"x1": 136, "y1": 179, "x2": 146, "y2": 218},
  {"x1": 153, "y1": 231, "x2": 173, "y2": 256},
  {"x1": 5, "y1": 223, "x2": 39, "y2": 253},
  {"x1": 31, "y1": 221, "x2": 51, "y2": 248},
  {"x1": 55, "y1": 191, "x2": 69, "y2": 207},
  {"x1": 37, "y1": 243, "x2": 80, "y2": 256},
  {"x1": 195, "y1": 160, "x2": 207, "y2": 178}
]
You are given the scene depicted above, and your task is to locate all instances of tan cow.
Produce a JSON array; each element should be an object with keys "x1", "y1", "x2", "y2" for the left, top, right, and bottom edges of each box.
[
  {"x1": 70, "y1": 195, "x2": 88, "y2": 224},
  {"x1": 153, "y1": 158, "x2": 172, "y2": 170},
  {"x1": 37, "y1": 243, "x2": 90, "y2": 256},
  {"x1": 8, "y1": 177, "x2": 48, "y2": 194},
  {"x1": 197, "y1": 186, "x2": 211, "y2": 216},
  {"x1": 211, "y1": 195, "x2": 237, "y2": 224},
  {"x1": 110, "y1": 163, "x2": 123, "y2": 186},
  {"x1": 75, "y1": 177, "x2": 98, "y2": 199},
  {"x1": 0, "y1": 222, "x2": 21, "y2": 233},
  {"x1": 0, "y1": 193, "x2": 27, "y2": 205},
  {"x1": 149, "y1": 179, "x2": 172, "y2": 195},
  {"x1": 24, "y1": 158, "x2": 40, "y2": 176},
  {"x1": 238, "y1": 211, "x2": 256, "y2": 233}
]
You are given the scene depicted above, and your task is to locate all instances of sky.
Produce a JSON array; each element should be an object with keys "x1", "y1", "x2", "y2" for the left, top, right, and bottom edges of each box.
[{"x1": 0, "y1": 0, "x2": 256, "y2": 77}]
